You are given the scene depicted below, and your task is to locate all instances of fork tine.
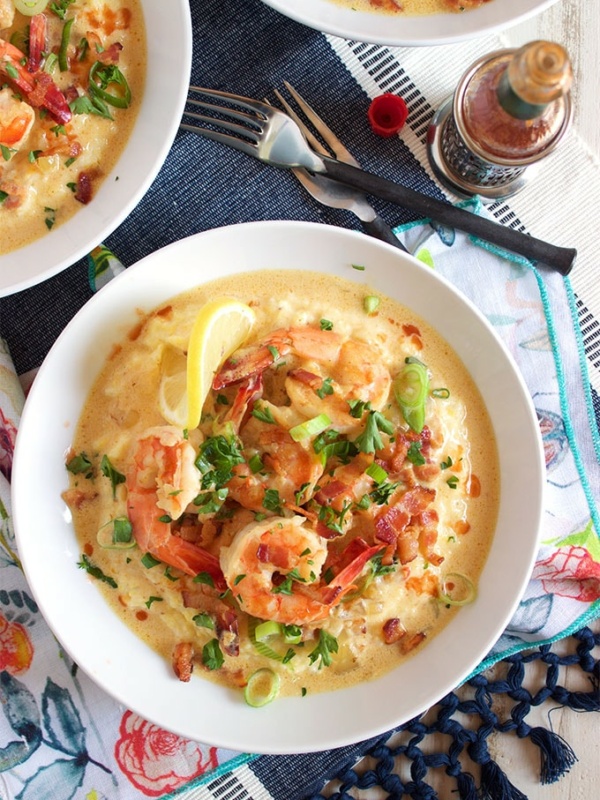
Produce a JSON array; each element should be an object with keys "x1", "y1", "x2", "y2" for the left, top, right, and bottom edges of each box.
[
  {"x1": 186, "y1": 96, "x2": 263, "y2": 132},
  {"x1": 180, "y1": 120, "x2": 260, "y2": 159},
  {"x1": 272, "y1": 89, "x2": 327, "y2": 157},
  {"x1": 188, "y1": 86, "x2": 274, "y2": 119},
  {"x1": 282, "y1": 81, "x2": 360, "y2": 167}
]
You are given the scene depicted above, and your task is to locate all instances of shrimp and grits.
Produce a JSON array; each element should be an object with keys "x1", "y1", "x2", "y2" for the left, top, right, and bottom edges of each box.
[
  {"x1": 64, "y1": 270, "x2": 499, "y2": 705},
  {"x1": 0, "y1": 0, "x2": 145, "y2": 254}
]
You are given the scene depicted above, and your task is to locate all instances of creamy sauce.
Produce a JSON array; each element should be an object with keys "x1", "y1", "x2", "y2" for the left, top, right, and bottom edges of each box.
[
  {"x1": 66, "y1": 270, "x2": 499, "y2": 700},
  {"x1": 329, "y1": 0, "x2": 491, "y2": 17},
  {"x1": 0, "y1": 1, "x2": 146, "y2": 254}
]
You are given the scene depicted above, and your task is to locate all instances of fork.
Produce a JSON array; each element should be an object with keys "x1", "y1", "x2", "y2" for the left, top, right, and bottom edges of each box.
[
  {"x1": 270, "y1": 83, "x2": 406, "y2": 251},
  {"x1": 181, "y1": 87, "x2": 576, "y2": 275}
]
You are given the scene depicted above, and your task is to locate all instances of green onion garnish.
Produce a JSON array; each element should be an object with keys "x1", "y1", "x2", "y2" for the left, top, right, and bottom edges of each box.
[
  {"x1": 439, "y1": 573, "x2": 477, "y2": 607},
  {"x1": 365, "y1": 462, "x2": 388, "y2": 484},
  {"x1": 244, "y1": 668, "x2": 280, "y2": 707},
  {"x1": 289, "y1": 413, "x2": 331, "y2": 442},
  {"x1": 363, "y1": 295, "x2": 380, "y2": 315},
  {"x1": 393, "y1": 361, "x2": 429, "y2": 433}
]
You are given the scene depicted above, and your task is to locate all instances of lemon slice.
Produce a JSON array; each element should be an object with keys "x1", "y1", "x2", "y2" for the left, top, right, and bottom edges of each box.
[
  {"x1": 186, "y1": 297, "x2": 256, "y2": 430},
  {"x1": 158, "y1": 344, "x2": 189, "y2": 426}
]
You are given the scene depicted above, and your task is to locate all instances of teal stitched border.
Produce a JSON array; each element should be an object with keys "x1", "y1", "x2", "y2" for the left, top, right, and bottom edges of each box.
[
  {"x1": 162, "y1": 752, "x2": 259, "y2": 797},
  {"x1": 564, "y1": 276, "x2": 600, "y2": 463}
]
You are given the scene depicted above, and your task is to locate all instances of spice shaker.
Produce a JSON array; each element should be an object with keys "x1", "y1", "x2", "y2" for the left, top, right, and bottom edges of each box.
[{"x1": 427, "y1": 41, "x2": 573, "y2": 201}]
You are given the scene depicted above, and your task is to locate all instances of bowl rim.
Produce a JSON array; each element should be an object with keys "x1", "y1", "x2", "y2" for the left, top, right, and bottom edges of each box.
[
  {"x1": 11, "y1": 220, "x2": 546, "y2": 753},
  {"x1": 260, "y1": 0, "x2": 559, "y2": 47},
  {"x1": 0, "y1": 0, "x2": 192, "y2": 298}
]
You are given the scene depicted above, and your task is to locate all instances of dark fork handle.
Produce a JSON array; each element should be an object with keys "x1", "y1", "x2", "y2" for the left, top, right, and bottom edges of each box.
[
  {"x1": 322, "y1": 158, "x2": 576, "y2": 275},
  {"x1": 362, "y1": 215, "x2": 409, "y2": 252}
]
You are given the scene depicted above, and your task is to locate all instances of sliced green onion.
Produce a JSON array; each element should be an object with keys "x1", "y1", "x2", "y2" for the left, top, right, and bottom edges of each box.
[
  {"x1": 59, "y1": 17, "x2": 74, "y2": 72},
  {"x1": 365, "y1": 462, "x2": 388, "y2": 484},
  {"x1": 439, "y1": 573, "x2": 477, "y2": 606},
  {"x1": 96, "y1": 516, "x2": 135, "y2": 549},
  {"x1": 282, "y1": 624, "x2": 302, "y2": 644},
  {"x1": 393, "y1": 361, "x2": 429, "y2": 433},
  {"x1": 432, "y1": 388, "x2": 450, "y2": 399},
  {"x1": 13, "y1": 0, "x2": 49, "y2": 16},
  {"x1": 363, "y1": 295, "x2": 380, "y2": 315},
  {"x1": 289, "y1": 413, "x2": 331, "y2": 442},
  {"x1": 244, "y1": 668, "x2": 280, "y2": 707},
  {"x1": 248, "y1": 618, "x2": 285, "y2": 662},
  {"x1": 89, "y1": 61, "x2": 132, "y2": 109},
  {"x1": 254, "y1": 620, "x2": 281, "y2": 641}
]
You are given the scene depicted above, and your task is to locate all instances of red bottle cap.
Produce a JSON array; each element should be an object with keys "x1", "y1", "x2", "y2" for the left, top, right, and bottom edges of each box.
[{"x1": 368, "y1": 93, "x2": 408, "y2": 137}]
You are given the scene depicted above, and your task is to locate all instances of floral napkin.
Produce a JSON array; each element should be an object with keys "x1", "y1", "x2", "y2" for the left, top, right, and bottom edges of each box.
[{"x1": 1, "y1": 200, "x2": 598, "y2": 800}]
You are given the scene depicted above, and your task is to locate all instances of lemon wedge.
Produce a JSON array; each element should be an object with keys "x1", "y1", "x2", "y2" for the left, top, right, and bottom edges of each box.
[
  {"x1": 158, "y1": 344, "x2": 189, "y2": 427},
  {"x1": 158, "y1": 298, "x2": 256, "y2": 429},
  {"x1": 186, "y1": 297, "x2": 256, "y2": 430}
]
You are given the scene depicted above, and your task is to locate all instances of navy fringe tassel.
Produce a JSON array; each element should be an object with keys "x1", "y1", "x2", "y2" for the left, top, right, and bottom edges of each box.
[{"x1": 308, "y1": 626, "x2": 600, "y2": 800}]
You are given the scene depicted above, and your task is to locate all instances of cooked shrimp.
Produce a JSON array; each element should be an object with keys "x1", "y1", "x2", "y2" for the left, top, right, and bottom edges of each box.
[
  {"x1": 220, "y1": 515, "x2": 383, "y2": 625},
  {"x1": 214, "y1": 326, "x2": 392, "y2": 431},
  {"x1": 0, "y1": 88, "x2": 35, "y2": 150},
  {"x1": 126, "y1": 426, "x2": 225, "y2": 586},
  {"x1": 226, "y1": 415, "x2": 324, "y2": 512}
]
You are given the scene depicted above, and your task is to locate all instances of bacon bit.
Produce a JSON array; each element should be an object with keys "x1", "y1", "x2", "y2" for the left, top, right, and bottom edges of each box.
[
  {"x1": 375, "y1": 486, "x2": 436, "y2": 548},
  {"x1": 97, "y1": 41, "x2": 123, "y2": 65},
  {"x1": 316, "y1": 521, "x2": 345, "y2": 540},
  {"x1": 405, "y1": 572, "x2": 439, "y2": 597},
  {"x1": 135, "y1": 610, "x2": 148, "y2": 621},
  {"x1": 418, "y1": 521, "x2": 444, "y2": 567},
  {"x1": 75, "y1": 171, "x2": 94, "y2": 204},
  {"x1": 382, "y1": 617, "x2": 406, "y2": 644},
  {"x1": 414, "y1": 462, "x2": 440, "y2": 482},
  {"x1": 257, "y1": 540, "x2": 293, "y2": 569},
  {"x1": 453, "y1": 519, "x2": 471, "y2": 535},
  {"x1": 61, "y1": 487, "x2": 98, "y2": 510},
  {"x1": 409, "y1": 334, "x2": 423, "y2": 350},
  {"x1": 27, "y1": 14, "x2": 47, "y2": 73},
  {"x1": 83, "y1": 542, "x2": 94, "y2": 557},
  {"x1": 396, "y1": 527, "x2": 419, "y2": 564},
  {"x1": 400, "y1": 631, "x2": 426, "y2": 654},
  {"x1": 314, "y1": 480, "x2": 347, "y2": 505},
  {"x1": 216, "y1": 609, "x2": 239, "y2": 657},
  {"x1": 467, "y1": 474, "x2": 481, "y2": 498},
  {"x1": 173, "y1": 642, "x2": 194, "y2": 682}
]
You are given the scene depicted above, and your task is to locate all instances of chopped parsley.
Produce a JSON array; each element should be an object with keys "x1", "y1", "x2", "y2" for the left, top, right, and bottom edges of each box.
[
  {"x1": 447, "y1": 475, "x2": 459, "y2": 490},
  {"x1": 77, "y1": 554, "x2": 117, "y2": 588},
  {"x1": 354, "y1": 410, "x2": 394, "y2": 454},
  {"x1": 193, "y1": 613, "x2": 215, "y2": 630},
  {"x1": 251, "y1": 403, "x2": 275, "y2": 424},
  {"x1": 320, "y1": 319, "x2": 333, "y2": 330},
  {"x1": 100, "y1": 455, "x2": 126, "y2": 499},
  {"x1": 145, "y1": 596, "x2": 163, "y2": 609},
  {"x1": 66, "y1": 451, "x2": 93, "y2": 478},
  {"x1": 202, "y1": 639, "x2": 224, "y2": 670},
  {"x1": 406, "y1": 441, "x2": 425, "y2": 466},
  {"x1": 196, "y1": 434, "x2": 244, "y2": 490},
  {"x1": 307, "y1": 630, "x2": 339, "y2": 669},
  {"x1": 316, "y1": 377, "x2": 334, "y2": 399}
]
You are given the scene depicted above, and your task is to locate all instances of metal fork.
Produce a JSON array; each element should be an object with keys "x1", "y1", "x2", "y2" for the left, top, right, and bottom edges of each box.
[
  {"x1": 270, "y1": 83, "x2": 406, "y2": 251},
  {"x1": 181, "y1": 87, "x2": 576, "y2": 274}
]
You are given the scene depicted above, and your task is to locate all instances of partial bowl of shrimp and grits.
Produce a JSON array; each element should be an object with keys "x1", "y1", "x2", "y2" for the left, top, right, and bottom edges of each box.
[
  {"x1": 0, "y1": 0, "x2": 191, "y2": 297},
  {"x1": 261, "y1": 0, "x2": 559, "y2": 47},
  {"x1": 12, "y1": 220, "x2": 545, "y2": 754}
]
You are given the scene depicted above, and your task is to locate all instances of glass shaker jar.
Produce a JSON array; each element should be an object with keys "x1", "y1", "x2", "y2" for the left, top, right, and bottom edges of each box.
[{"x1": 427, "y1": 41, "x2": 573, "y2": 201}]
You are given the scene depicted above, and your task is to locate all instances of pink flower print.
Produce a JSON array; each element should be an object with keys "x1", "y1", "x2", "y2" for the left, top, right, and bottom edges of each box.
[
  {"x1": 0, "y1": 407, "x2": 18, "y2": 482},
  {"x1": 532, "y1": 546, "x2": 600, "y2": 602},
  {"x1": 115, "y1": 710, "x2": 219, "y2": 796}
]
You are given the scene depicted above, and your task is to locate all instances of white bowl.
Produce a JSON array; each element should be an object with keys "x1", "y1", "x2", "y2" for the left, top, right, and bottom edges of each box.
[
  {"x1": 0, "y1": 0, "x2": 192, "y2": 298},
  {"x1": 12, "y1": 221, "x2": 544, "y2": 754},
  {"x1": 262, "y1": 0, "x2": 558, "y2": 47}
]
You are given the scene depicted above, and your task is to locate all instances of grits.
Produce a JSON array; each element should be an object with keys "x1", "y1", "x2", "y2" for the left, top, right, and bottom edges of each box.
[
  {"x1": 328, "y1": 0, "x2": 492, "y2": 17},
  {"x1": 0, "y1": 0, "x2": 145, "y2": 254},
  {"x1": 64, "y1": 270, "x2": 499, "y2": 702}
]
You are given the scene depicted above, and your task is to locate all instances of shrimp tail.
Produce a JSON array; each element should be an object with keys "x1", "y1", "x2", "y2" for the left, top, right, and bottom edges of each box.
[
  {"x1": 321, "y1": 543, "x2": 384, "y2": 605},
  {"x1": 213, "y1": 330, "x2": 290, "y2": 389},
  {"x1": 152, "y1": 538, "x2": 226, "y2": 590}
]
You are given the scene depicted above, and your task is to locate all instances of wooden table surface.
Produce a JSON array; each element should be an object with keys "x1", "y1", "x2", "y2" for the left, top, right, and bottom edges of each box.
[{"x1": 323, "y1": 3, "x2": 600, "y2": 797}]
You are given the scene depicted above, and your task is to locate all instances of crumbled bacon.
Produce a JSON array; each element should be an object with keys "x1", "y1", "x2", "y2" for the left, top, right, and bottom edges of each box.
[
  {"x1": 382, "y1": 617, "x2": 406, "y2": 644},
  {"x1": 75, "y1": 171, "x2": 93, "y2": 204},
  {"x1": 172, "y1": 642, "x2": 194, "y2": 682}
]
